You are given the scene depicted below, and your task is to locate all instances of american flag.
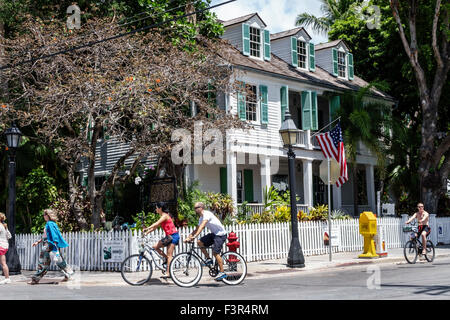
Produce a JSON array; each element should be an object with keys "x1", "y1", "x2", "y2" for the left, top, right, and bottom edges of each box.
[{"x1": 316, "y1": 122, "x2": 348, "y2": 187}]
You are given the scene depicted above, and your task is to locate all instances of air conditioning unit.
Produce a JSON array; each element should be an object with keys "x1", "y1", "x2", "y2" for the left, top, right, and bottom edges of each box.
[{"x1": 382, "y1": 203, "x2": 395, "y2": 216}]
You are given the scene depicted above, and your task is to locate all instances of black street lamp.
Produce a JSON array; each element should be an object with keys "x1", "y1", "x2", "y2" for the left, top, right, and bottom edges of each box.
[
  {"x1": 279, "y1": 110, "x2": 305, "y2": 268},
  {"x1": 4, "y1": 123, "x2": 22, "y2": 275}
]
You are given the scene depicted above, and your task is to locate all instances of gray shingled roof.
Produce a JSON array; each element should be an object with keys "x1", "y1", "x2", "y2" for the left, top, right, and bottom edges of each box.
[
  {"x1": 315, "y1": 39, "x2": 348, "y2": 51},
  {"x1": 217, "y1": 40, "x2": 394, "y2": 102},
  {"x1": 271, "y1": 27, "x2": 312, "y2": 41},
  {"x1": 220, "y1": 12, "x2": 267, "y2": 28}
]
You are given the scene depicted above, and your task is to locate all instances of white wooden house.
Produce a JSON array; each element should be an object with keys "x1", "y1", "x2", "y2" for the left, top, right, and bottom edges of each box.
[
  {"x1": 82, "y1": 12, "x2": 395, "y2": 217},
  {"x1": 186, "y1": 13, "x2": 395, "y2": 216}
]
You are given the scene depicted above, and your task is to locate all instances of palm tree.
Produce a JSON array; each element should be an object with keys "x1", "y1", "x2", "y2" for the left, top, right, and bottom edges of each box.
[
  {"x1": 295, "y1": 0, "x2": 360, "y2": 35},
  {"x1": 334, "y1": 85, "x2": 391, "y2": 216}
]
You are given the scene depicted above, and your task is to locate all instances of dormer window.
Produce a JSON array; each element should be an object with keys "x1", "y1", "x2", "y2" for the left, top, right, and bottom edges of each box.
[
  {"x1": 297, "y1": 40, "x2": 308, "y2": 69},
  {"x1": 249, "y1": 26, "x2": 261, "y2": 58},
  {"x1": 337, "y1": 51, "x2": 347, "y2": 78}
]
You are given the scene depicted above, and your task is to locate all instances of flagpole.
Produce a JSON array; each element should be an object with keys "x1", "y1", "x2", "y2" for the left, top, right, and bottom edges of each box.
[
  {"x1": 311, "y1": 116, "x2": 341, "y2": 139},
  {"x1": 328, "y1": 157, "x2": 332, "y2": 262}
]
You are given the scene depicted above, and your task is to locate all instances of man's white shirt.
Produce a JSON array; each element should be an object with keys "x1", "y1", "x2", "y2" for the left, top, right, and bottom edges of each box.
[{"x1": 198, "y1": 210, "x2": 227, "y2": 236}]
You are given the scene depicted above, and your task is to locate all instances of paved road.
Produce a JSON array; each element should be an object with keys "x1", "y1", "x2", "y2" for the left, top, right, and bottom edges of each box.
[{"x1": 2, "y1": 257, "x2": 450, "y2": 301}]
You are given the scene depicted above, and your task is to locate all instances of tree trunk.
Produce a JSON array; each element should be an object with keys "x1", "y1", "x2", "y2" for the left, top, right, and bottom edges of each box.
[{"x1": 67, "y1": 162, "x2": 90, "y2": 230}]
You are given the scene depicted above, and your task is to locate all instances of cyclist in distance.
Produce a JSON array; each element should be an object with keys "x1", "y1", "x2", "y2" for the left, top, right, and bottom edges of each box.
[
  {"x1": 143, "y1": 202, "x2": 180, "y2": 270},
  {"x1": 405, "y1": 202, "x2": 430, "y2": 255},
  {"x1": 184, "y1": 202, "x2": 228, "y2": 281}
]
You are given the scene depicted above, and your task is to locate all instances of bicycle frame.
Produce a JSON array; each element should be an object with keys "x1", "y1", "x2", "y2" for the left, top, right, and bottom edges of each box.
[
  {"x1": 138, "y1": 237, "x2": 166, "y2": 272},
  {"x1": 183, "y1": 241, "x2": 219, "y2": 272}
]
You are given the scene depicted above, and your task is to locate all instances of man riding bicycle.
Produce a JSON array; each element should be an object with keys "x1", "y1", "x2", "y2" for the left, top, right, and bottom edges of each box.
[
  {"x1": 184, "y1": 202, "x2": 228, "y2": 281},
  {"x1": 405, "y1": 203, "x2": 430, "y2": 255}
]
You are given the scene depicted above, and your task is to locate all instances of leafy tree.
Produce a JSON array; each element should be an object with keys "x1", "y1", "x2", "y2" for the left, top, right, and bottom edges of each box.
[
  {"x1": 295, "y1": 0, "x2": 362, "y2": 35},
  {"x1": 328, "y1": 0, "x2": 449, "y2": 215},
  {"x1": 1, "y1": 16, "x2": 244, "y2": 229},
  {"x1": 388, "y1": 0, "x2": 449, "y2": 214},
  {"x1": 334, "y1": 87, "x2": 391, "y2": 216},
  {"x1": 16, "y1": 167, "x2": 58, "y2": 233}
]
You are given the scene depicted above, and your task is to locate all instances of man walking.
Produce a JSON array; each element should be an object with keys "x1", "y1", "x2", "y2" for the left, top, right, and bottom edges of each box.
[{"x1": 184, "y1": 202, "x2": 228, "y2": 281}]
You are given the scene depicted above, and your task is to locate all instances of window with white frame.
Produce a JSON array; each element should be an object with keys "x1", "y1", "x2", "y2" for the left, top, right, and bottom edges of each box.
[
  {"x1": 245, "y1": 84, "x2": 258, "y2": 121},
  {"x1": 249, "y1": 26, "x2": 261, "y2": 58},
  {"x1": 297, "y1": 40, "x2": 307, "y2": 69},
  {"x1": 337, "y1": 51, "x2": 347, "y2": 78}
]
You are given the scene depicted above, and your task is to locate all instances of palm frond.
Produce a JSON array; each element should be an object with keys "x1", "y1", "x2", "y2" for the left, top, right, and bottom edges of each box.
[{"x1": 295, "y1": 13, "x2": 331, "y2": 35}]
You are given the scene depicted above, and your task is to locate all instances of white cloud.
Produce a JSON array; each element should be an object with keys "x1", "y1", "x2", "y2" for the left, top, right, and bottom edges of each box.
[{"x1": 210, "y1": 0, "x2": 329, "y2": 44}]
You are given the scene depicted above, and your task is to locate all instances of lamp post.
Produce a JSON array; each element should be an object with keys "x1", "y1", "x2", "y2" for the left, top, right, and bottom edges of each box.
[
  {"x1": 4, "y1": 123, "x2": 22, "y2": 275},
  {"x1": 279, "y1": 110, "x2": 305, "y2": 268}
]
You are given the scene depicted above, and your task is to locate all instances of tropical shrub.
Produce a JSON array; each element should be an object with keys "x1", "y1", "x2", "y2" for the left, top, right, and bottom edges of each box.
[
  {"x1": 132, "y1": 211, "x2": 160, "y2": 229},
  {"x1": 207, "y1": 192, "x2": 234, "y2": 221},
  {"x1": 273, "y1": 206, "x2": 290, "y2": 222},
  {"x1": 331, "y1": 209, "x2": 352, "y2": 220}
]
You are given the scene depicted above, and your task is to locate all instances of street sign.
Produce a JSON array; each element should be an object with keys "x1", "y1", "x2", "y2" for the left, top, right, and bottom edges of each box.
[
  {"x1": 319, "y1": 159, "x2": 340, "y2": 185},
  {"x1": 102, "y1": 240, "x2": 125, "y2": 263},
  {"x1": 323, "y1": 223, "x2": 341, "y2": 248}
]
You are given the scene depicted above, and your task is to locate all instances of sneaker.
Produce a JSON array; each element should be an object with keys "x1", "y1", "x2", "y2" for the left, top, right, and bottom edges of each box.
[
  {"x1": 203, "y1": 258, "x2": 213, "y2": 267},
  {"x1": 0, "y1": 278, "x2": 11, "y2": 285},
  {"x1": 214, "y1": 272, "x2": 227, "y2": 281}
]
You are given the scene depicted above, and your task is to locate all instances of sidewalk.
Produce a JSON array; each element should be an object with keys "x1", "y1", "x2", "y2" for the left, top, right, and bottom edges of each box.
[{"x1": 6, "y1": 245, "x2": 450, "y2": 287}]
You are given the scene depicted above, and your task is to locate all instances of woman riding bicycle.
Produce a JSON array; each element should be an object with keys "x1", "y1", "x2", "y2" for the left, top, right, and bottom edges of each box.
[{"x1": 143, "y1": 202, "x2": 179, "y2": 270}]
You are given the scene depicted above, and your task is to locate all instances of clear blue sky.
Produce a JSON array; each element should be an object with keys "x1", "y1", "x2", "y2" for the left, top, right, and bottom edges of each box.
[{"x1": 210, "y1": 0, "x2": 329, "y2": 44}]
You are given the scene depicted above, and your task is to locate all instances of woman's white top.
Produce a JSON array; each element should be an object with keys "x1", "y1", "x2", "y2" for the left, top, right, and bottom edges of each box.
[{"x1": 0, "y1": 223, "x2": 12, "y2": 249}]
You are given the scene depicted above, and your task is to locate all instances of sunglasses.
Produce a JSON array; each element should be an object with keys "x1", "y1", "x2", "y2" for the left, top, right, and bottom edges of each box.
[{"x1": 194, "y1": 206, "x2": 201, "y2": 209}]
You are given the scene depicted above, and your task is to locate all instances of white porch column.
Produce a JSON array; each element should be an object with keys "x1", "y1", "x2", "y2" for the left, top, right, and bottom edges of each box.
[
  {"x1": 332, "y1": 185, "x2": 342, "y2": 212},
  {"x1": 260, "y1": 155, "x2": 271, "y2": 203},
  {"x1": 227, "y1": 151, "x2": 237, "y2": 210},
  {"x1": 302, "y1": 159, "x2": 313, "y2": 208},
  {"x1": 365, "y1": 164, "x2": 376, "y2": 213}
]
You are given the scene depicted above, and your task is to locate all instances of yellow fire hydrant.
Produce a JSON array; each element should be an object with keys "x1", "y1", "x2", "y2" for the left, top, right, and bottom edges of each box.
[{"x1": 358, "y1": 211, "x2": 379, "y2": 258}]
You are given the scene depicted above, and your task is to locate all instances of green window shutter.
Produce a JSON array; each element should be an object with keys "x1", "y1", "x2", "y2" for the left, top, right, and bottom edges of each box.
[
  {"x1": 291, "y1": 37, "x2": 298, "y2": 67},
  {"x1": 301, "y1": 91, "x2": 311, "y2": 130},
  {"x1": 103, "y1": 121, "x2": 109, "y2": 140},
  {"x1": 309, "y1": 42, "x2": 315, "y2": 72},
  {"x1": 220, "y1": 167, "x2": 227, "y2": 194},
  {"x1": 330, "y1": 95, "x2": 341, "y2": 120},
  {"x1": 242, "y1": 24, "x2": 250, "y2": 56},
  {"x1": 82, "y1": 176, "x2": 88, "y2": 190},
  {"x1": 280, "y1": 86, "x2": 288, "y2": 122},
  {"x1": 87, "y1": 118, "x2": 93, "y2": 142},
  {"x1": 259, "y1": 85, "x2": 268, "y2": 124},
  {"x1": 332, "y1": 48, "x2": 338, "y2": 77},
  {"x1": 244, "y1": 169, "x2": 254, "y2": 203},
  {"x1": 238, "y1": 82, "x2": 246, "y2": 120},
  {"x1": 347, "y1": 53, "x2": 354, "y2": 80},
  {"x1": 263, "y1": 29, "x2": 271, "y2": 61},
  {"x1": 208, "y1": 82, "x2": 216, "y2": 107},
  {"x1": 311, "y1": 91, "x2": 318, "y2": 130},
  {"x1": 207, "y1": 82, "x2": 217, "y2": 119}
]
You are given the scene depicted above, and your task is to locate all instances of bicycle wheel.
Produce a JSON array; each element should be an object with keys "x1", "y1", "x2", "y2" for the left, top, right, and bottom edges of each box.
[
  {"x1": 121, "y1": 254, "x2": 153, "y2": 286},
  {"x1": 403, "y1": 240, "x2": 418, "y2": 264},
  {"x1": 169, "y1": 253, "x2": 202, "y2": 288},
  {"x1": 425, "y1": 240, "x2": 435, "y2": 262},
  {"x1": 221, "y1": 251, "x2": 247, "y2": 285}
]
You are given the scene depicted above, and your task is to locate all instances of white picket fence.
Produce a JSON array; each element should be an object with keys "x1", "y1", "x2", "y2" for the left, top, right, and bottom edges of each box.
[{"x1": 16, "y1": 216, "x2": 425, "y2": 272}]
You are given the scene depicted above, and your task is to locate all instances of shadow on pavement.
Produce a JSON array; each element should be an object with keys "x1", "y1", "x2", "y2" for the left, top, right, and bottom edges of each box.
[{"x1": 382, "y1": 284, "x2": 450, "y2": 296}]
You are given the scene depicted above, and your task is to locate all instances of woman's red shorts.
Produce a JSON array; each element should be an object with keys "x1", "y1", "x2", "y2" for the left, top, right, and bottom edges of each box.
[{"x1": 0, "y1": 247, "x2": 8, "y2": 256}]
